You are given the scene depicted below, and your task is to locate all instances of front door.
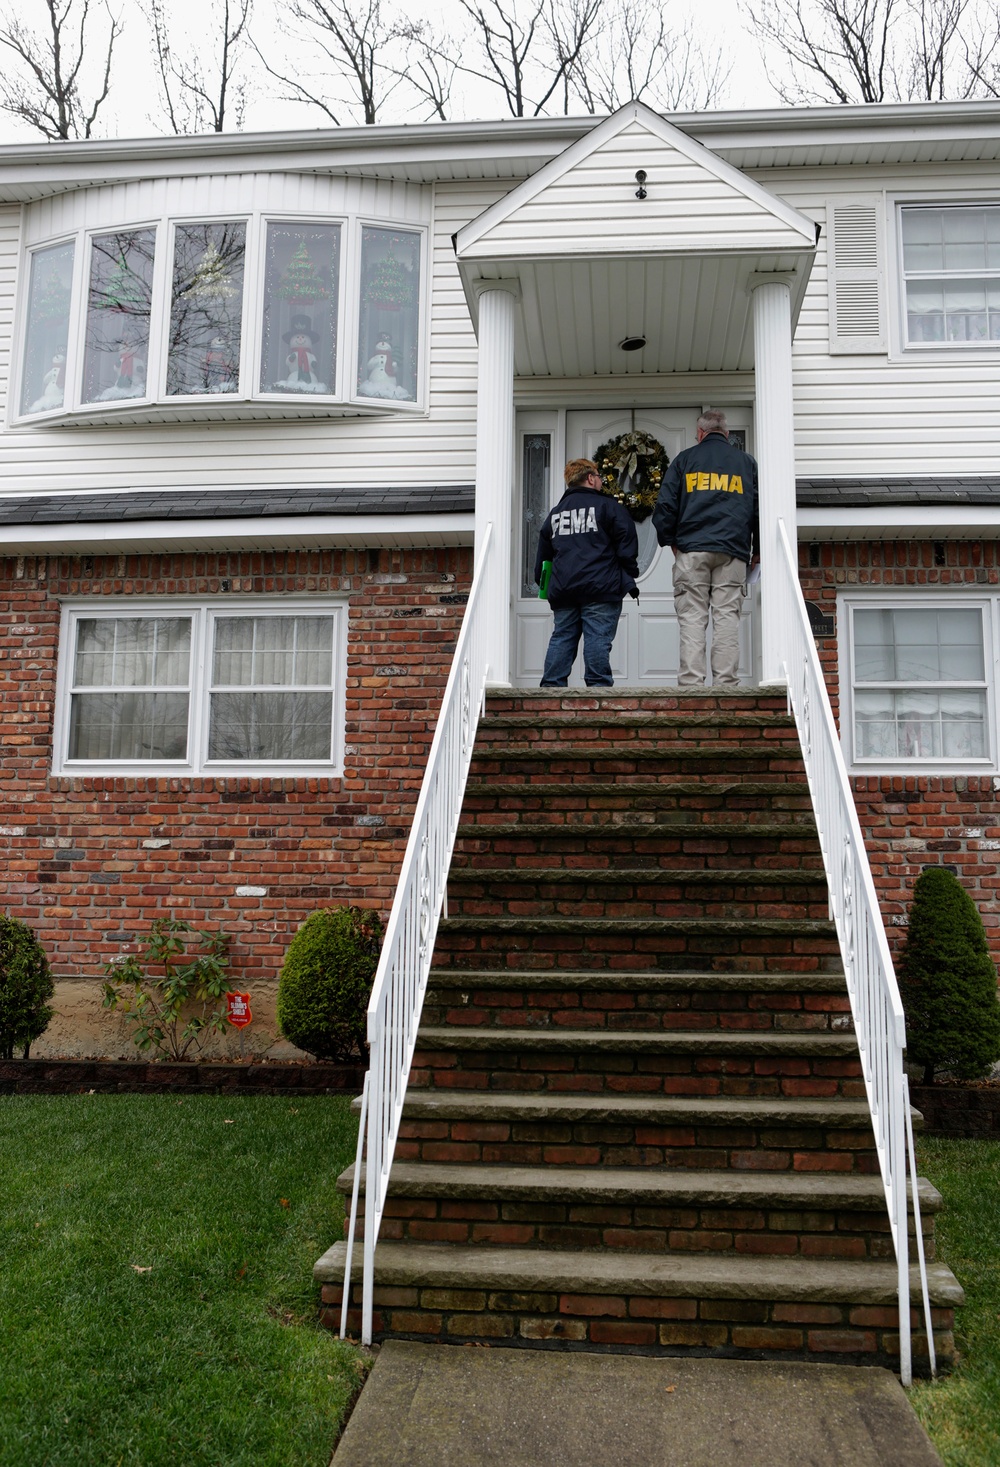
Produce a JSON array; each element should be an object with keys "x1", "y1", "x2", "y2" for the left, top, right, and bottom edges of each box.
[{"x1": 513, "y1": 408, "x2": 757, "y2": 687}]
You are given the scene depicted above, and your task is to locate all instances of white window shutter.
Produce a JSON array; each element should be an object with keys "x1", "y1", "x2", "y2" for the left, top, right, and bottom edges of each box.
[{"x1": 827, "y1": 195, "x2": 887, "y2": 355}]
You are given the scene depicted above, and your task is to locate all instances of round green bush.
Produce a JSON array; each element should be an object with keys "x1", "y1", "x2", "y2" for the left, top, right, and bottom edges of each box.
[
  {"x1": 276, "y1": 907, "x2": 383, "y2": 1061},
  {"x1": 898, "y1": 866, "x2": 1000, "y2": 1084},
  {"x1": 0, "y1": 914, "x2": 54, "y2": 1061}
]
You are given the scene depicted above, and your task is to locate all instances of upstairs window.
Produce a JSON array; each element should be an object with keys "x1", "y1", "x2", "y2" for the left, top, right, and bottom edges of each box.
[
  {"x1": 901, "y1": 204, "x2": 1000, "y2": 346},
  {"x1": 15, "y1": 213, "x2": 425, "y2": 422},
  {"x1": 20, "y1": 239, "x2": 74, "y2": 417},
  {"x1": 82, "y1": 229, "x2": 156, "y2": 404}
]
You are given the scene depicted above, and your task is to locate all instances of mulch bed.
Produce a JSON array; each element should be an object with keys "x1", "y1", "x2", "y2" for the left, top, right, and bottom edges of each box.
[
  {"x1": 911, "y1": 1081, "x2": 1000, "y2": 1138},
  {"x1": 0, "y1": 1057, "x2": 366, "y2": 1096}
]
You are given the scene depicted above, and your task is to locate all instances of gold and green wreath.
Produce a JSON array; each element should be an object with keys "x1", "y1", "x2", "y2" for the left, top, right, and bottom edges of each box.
[{"x1": 594, "y1": 430, "x2": 669, "y2": 522}]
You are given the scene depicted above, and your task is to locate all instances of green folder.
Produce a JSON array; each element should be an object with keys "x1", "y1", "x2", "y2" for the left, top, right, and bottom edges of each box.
[{"x1": 538, "y1": 560, "x2": 552, "y2": 600}]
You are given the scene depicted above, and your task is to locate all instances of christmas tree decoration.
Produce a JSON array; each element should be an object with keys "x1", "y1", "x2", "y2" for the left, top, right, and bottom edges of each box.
[
  {"x1": 100, "y1": 251, "x2": 149, "y2": 315},
  {"x1": 364, "y1": 250, "x2": 414, "y2": 310},
  {"x1": 181, "y1": 242, "x2": 238, "y2": 302},
  {"x1": 275, "y1": 241, "x2": 330, "y2": 303},
  {"x1": 33, "y1": 267, "x2": 71, "y2": 325}
]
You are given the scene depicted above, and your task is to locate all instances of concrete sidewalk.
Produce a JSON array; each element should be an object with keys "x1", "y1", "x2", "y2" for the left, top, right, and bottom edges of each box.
[{"x1": 333, "y1": 1342, "x2": 942, "y2": 1467}]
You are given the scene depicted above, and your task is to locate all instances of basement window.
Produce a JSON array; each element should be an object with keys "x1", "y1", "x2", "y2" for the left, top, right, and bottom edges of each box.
[
  {"x1": 55, "y1": 600, "x2": 346, "y2": 776},
  {"x1": 843, "y1": 598, "x2": 993, "y2": 769}
]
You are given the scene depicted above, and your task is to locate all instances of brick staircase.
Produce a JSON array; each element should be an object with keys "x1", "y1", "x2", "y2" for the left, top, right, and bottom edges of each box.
[{"x1": 317, "y1": 689, "x2": 963, "y2": 1369}]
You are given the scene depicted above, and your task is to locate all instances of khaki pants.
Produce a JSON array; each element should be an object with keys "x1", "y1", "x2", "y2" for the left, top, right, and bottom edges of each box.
[{"x1": 672, "y1": 550, "x2": 746, "y2": 686}]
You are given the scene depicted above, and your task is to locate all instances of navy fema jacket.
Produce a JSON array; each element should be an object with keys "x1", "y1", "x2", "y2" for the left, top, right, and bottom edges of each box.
[
  {"x1": 652, "y1": 431, "x2": 759, "y2": 564},
  {"x1": 534, "y1": 485, "x2": 639, "y2": 609}
]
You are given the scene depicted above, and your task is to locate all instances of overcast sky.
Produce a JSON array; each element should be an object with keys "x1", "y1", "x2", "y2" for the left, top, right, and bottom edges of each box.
[{"x1": 0, "y1": 0, "x2": 780, "y2": 147}]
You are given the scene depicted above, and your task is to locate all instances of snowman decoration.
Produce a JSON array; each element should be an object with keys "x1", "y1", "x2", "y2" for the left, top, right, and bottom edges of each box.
[
  {"x1": 358, "y1": 334, "x2": 411, "y2": 401},
  {"x1": 29, "y1": 351, "x2": 66, "y2": 413},
  {"x1": 276, "y1": 314, "x2": 327, "y2": 393},
  {"x1": 98, "y1": 336, "x2": 146, "y2": 401}
]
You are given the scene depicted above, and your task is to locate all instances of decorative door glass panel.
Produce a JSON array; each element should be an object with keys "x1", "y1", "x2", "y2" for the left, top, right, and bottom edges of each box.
[
  {"x1": 68, "y1": 616, "x2": 191, "y2": 760},
  {"x1": 260, "y1": 221, "x2": 340, "y2": 394},
  {"x1": 21, "y1": 240, "x2": 74, "y2": 416},
  {"x1": 82, "y1": 229, "x2": 156, "y2": 404},
  {"x1": 167, "y1": 221, "x2": 246, "y2": 396},
  {"x1": 356, "y1": 226, "x2": 420, "y2": 402},
  {"x1": 520, "y1": 434, "x2": 551, "y2": 596},
  {"x1": 208, "y1": 614, "x2": 336, "y2": 761}
]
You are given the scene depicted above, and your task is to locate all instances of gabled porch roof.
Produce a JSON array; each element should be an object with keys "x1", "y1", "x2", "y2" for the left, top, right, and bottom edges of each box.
[{"x1": 454, "y1": 103, "x2": 818, "y2": 377}]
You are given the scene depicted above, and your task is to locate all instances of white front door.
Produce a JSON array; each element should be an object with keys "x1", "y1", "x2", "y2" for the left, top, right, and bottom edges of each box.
[{"x1": 513, "y1": 408, "x2": 758, "y2": 687}]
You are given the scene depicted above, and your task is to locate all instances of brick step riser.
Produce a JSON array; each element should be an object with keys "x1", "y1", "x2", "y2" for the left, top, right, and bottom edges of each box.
[
  {"x1": 432, "y1": 933, "x2": 842, "y2": 971},
  {"x1": 408, "y1": 1069, "x2": 865, "y2": 1102},
  {"x1": 473, "y1": 734, "x2": 805, "y2": 756},
  {"x1": 483, "y1": 695, "x2": 793, "y2": 714},
  {"x1": 324, "y1": 1283, "x2": 953, "y2": 1371},
  {"x1": 461, "y1": 795, "x2": 816, "y2": 819},
  {"x1": 468, "y1": 759, "x2": 810, "y2": 781},
  {"x1": 349, "y1": 1200, "x2": 931, "y2": 1263},
  {"x1": 395, "y1": 1118, "x2": 880, "y2": 1173},
  {"x1": 451, "y1": 844, "x2": 825, "y2": 867},
  {"x1": 444, "y1": 892, "x2": 832, "y2": 922},
  {"x1": 422, "y1": 992, "x2": 854, "y2": 1034}
]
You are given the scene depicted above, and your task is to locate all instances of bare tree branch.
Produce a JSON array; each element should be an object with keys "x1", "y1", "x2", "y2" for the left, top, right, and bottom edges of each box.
[
  {"x1": 267, "y1": 0, "x2": 409, "y2": 125},
  {"x1": 569, "y1": 0, "x2": 732, "y2": 113},
  {"x1": 145, "y1": 0, "x2": 253, "y2": 134},
  {"x1": 0, "y1": 0, "x2": 122, "y2": 140},
  {"x1": 743, "y1": 0, "x2": 991, "y2": 103},
  {"x1": 446, "y1": 0, "x2": 602, "y2": 117}
]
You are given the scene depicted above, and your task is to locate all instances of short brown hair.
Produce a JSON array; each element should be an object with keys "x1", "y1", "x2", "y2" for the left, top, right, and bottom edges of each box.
[{"x1": 565, "y1": 457, "x2": 599, "y2": 486}]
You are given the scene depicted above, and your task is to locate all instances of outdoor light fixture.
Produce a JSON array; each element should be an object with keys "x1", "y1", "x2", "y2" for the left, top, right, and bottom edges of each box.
[
  {"x1": 635, "y1": 169, "x2": 648, "y2": 199},
  {"x1": 619, "y1": 335, "x2": 646, "y2": 351}
]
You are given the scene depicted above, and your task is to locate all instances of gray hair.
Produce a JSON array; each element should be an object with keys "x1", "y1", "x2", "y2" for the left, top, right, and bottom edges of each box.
[{"x1": 697, "y1": 409, "x2": 728, "y2": 436}]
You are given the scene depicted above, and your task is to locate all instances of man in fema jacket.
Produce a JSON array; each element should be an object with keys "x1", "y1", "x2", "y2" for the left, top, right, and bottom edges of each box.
[
  {"x1": 534, "y1": 457, "x2": 639, "y2": 687},
  {"x1": 652, "y1": 409, "x2": 759, "y2": 687}
]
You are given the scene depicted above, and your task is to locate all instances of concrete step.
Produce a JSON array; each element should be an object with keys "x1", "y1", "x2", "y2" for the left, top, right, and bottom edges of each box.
[
  {"x1": 483, "y1": 688, "x2": 793, "y2": 716},
  {"x1": 338, "y1": 1162, "x2": 939, "y2": 1260},
  {"x1": 453, "y1": 820, "x2": 820, "y2": 847},
  {"x1": 461, "y1": 781, "x2": 814, "y2": 819},
  {"x1": 318, "y1": 1239, "x2": 962, "y2": 1366},
  {"x1": 470, "y1": 746, "x2": 809, "y2": 777},
  {"x1": 415, "y1": 1028, "x2": 860, "y2": 1058}
]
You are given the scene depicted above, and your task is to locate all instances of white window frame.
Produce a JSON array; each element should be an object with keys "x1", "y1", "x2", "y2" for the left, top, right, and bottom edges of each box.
[
  {"x1": 893, "y1": 196, "x2": 1000, "y2": 356},
  {"x1": 11, "y1": 210, "x2": 429, "y2": 425},
  {"x1": 53, "y1": 597, "x2": 348, "y2": 777},
  {"x1": 839, "y1": 591, "x2": 998, "y2": 774}
]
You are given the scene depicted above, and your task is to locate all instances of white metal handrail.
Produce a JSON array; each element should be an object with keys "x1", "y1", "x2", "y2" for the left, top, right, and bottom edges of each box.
[
  {"x1": 775, "y1": 516, "x2": 934, "y2": 1386},
  {"x1": 342, "y1": 524, "x2": 495, "y2": 1346}
]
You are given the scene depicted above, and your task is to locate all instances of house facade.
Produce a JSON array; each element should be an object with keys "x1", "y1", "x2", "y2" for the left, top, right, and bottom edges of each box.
[{"x1": 1, "y1": 99, "x2": 999, "y2": 1057}]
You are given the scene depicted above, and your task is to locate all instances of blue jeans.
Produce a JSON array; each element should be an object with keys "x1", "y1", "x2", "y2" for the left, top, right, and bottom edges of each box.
[{"x1": 540, "y1": 601, "x2": 623, "y2": 687}]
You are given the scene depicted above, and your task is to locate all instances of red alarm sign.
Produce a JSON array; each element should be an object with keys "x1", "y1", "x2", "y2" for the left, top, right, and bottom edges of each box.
[{"x1": 225, "y1": 991, "x2": 253, "y2": 1029}]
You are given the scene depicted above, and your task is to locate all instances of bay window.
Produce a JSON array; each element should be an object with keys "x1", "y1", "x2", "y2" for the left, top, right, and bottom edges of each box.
[
  {"x1": 15, "y1": 212, "x2": 426, "y2": 422},
  {"x1": 56, "y1": 601, "x2": 346, "y2": 775}
]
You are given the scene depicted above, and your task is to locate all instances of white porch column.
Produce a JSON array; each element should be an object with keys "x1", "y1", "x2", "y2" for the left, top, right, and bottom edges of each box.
[
  {"x1": 750, "y1": 274, "x2": 797, "y2": 687},
  {"x1": 474, "y1": 281, "x2": 519, "y2": 687}
]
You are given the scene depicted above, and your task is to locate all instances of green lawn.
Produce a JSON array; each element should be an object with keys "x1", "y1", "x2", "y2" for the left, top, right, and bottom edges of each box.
[
  {"x1": 911, "y1": 1137, "x2": 1000, "y2": 1467},
  {"x1": 0, "y1": 1093, "x2": 366, "y2": 1467}
]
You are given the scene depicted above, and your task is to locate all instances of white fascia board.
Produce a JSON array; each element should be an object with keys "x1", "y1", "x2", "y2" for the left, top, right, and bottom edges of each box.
[
  {"x1": 798, "y1": 505, "x2": 1000, "y2": 537},
  {"x1": 456, "y1": 103, "x2": 817, "y2": 257},
  {"x1": 0, "y1": 512, "x2": 475, "y2": 556}
]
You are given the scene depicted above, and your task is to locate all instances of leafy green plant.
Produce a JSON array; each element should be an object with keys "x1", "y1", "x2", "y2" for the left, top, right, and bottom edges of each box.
[
  {"x1": 0, "y1": 914, "x2": 54, "y2": 1060},
  {"x1": 102, "y1": 919, "x2": 230, "y2": 1061},
  {"x1": 276, "y1": 907, "x2": 382, "y2": 1061},
  {"x1": 899, "y1": 866, "x2": 1000, "y2": 1085}
]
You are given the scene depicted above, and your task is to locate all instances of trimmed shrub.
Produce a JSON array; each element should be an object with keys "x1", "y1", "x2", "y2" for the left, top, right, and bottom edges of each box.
[
  {"x1": 276, "y1": 907, "x2": 383, "y2": 1061},
  {"x1": 0, "y1": 914, "x2": 54, "y2": 1060},
  {"x1": 898, "y1": 866, "x2": 1000, "y2": 1084}
]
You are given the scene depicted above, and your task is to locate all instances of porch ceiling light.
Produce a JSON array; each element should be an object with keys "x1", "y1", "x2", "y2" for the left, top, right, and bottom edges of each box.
[{"x1": 619, "y1": 335, "x2": 646, "y2": 351}]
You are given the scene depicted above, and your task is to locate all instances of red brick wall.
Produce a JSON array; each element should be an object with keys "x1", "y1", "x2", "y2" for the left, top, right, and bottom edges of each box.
[
  {"x1": 799, "y1": 537, "x2": 1000, "y2": 961},
  {"x1": 0, "y1": 545, "x2": 473, "y2": 988}
]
